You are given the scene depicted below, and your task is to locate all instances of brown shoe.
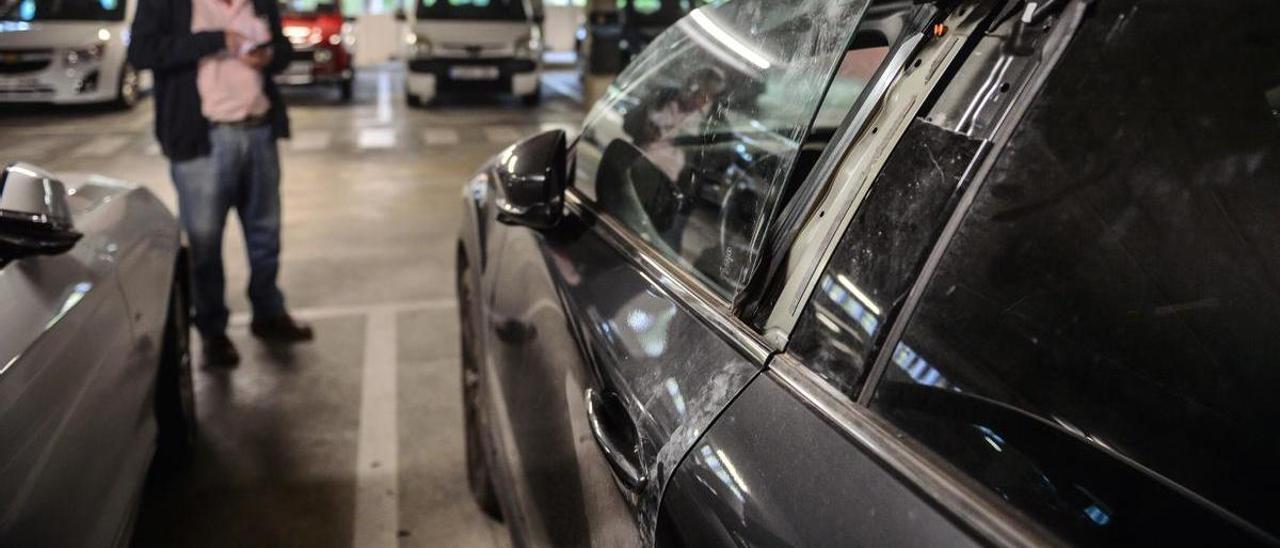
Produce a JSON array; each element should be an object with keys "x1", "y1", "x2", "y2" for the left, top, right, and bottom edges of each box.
[
  {"x1": 250, "y1": 314, "x2": 314, "y2": 343},
  {"x1": 203, "y1": 333, "x2": 240, "y2": 368}
]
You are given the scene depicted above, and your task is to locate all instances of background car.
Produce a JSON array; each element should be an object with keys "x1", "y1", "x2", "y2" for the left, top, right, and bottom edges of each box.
[
  {"x1": 0, "y1": 163, "x2": 193, "y2": 546},
  {"x1": 277, "y1": 0, "x2": 355, "y2": 102},
  {"x1": 402, "y1": 0, "x2": 543, "y2": 107},
  {"x1": 457, "y1": 0, "x2": 1280, "y2": 545},
  {"x1": 0, "y1": 0, "x2": 147, "y2": 108},
  {"x1": 576, "y1": 0, "x2": 702, "y2": 79}
]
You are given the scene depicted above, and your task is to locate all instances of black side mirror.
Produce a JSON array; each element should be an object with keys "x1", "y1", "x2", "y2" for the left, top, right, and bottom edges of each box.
[
  {"x1": 0, "y1": 163, "x2": 82, "y2": 262},
  {"x1": 493, "y1": 130, "x2": 568, "y2": 230}
]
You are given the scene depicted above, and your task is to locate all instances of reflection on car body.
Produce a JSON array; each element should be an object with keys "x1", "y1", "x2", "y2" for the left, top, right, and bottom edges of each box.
[{"x1": 0, "y1": 163, "x2": 194, "y2": 547}]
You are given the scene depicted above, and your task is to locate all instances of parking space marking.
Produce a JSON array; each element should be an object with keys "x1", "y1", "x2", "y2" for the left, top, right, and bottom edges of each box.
[
  {"x1": 71, "y1": 135, "x2": 131, "y2": 158},
  {"x1": 483, "y1": 125, "x2": 524, "y2": 144},
  {"x1": 353, "y1": 311, "x2": 400, "y2": 548},
  {"x1": 377, "y1": 70, "x2": 393, "y2": 124},
  {"x1": 358, "y1": 127, "x2": 397, "y2": 149},
  {"x1": 228, "y1": 299, "x2": 454, "y2": 326},
  {"x1": 422, "y1": 128, "x2": 460, "y2": 146},
  {"x1": 289, "y1": 130, "x2": 332, "y2": 152}
]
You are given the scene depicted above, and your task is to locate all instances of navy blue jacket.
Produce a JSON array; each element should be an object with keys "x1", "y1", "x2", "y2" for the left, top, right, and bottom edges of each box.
[{"x1": 128, "y1": 0, "x2": 292, "y2": 161}]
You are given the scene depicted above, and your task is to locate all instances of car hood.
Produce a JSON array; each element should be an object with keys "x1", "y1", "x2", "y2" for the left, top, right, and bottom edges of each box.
[
  {"x1": 413, "y1": 20, "x2": 531, "y2": 48},
  {"x1": 0, "y1": 21, "x2": 122, "y2": 49}
]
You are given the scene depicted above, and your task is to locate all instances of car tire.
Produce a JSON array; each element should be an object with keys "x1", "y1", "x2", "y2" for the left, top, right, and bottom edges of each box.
[
  {"x1": 154, "y1": 259, "x2": 196, "y2": 474},
  {"x1": 458, "y1": 251, "x2": 503, "y2": 521},
  {"x1": 406, "y1": 92, "x2": 422, "y2": 108},
  {"x1": 112, "y1": 62, "x2": 141, "y2": 110},
  {"x1": 340, "y1": 77, "x2": 354, "y2": 102},
  {"x1": 521, "y1": 85, "x2": 541, "y2": 107}
]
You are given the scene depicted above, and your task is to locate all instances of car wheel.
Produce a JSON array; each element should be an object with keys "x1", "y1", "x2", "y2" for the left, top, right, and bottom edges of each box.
[
  {"x1": 340, "y1": 77, "x2": 354, "y2": 102},
  {"x1": 521, "y1": 85, "x2": 541, "y2": 107},
  {"x1": 113, "y1": 63, "x2": 141, "y2": 110},
  {"x1": 154, "y1": 262, "x2": 196, "y2": 473},
  {"x1": 458, "y1": 252, "x2": 503, "y2": 520},
  {"x1": 406, "y1": 91, "x2": 422, "y2": 108}
]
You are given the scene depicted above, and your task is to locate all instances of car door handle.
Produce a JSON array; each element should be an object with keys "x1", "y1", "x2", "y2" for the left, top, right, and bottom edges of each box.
[{"x1": 585, "y1": 388, "x2": 648, "y2": 492}]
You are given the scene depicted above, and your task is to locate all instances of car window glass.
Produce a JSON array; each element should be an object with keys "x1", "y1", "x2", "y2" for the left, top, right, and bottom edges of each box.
[
  {"x1": 813, "y1": 40, "x2": 890, "y2": 130},
  {"x1": 870, "y1": 1, "x2": 1280, "y2": 543},
  {"x1": 575, "y1": 0, "x2": 871, "y2": 297},
  {"x1": 789, "y1": 119, "x2": 982, "y2": 397}
]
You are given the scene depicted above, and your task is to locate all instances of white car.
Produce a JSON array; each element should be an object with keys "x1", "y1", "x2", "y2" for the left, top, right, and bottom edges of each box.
[
  {"x1": 0, "y1": 0, "x2": 146, "y2": 108},
  {"x1": 402, "y1": 0, "x2": 542, "y2": 107}
]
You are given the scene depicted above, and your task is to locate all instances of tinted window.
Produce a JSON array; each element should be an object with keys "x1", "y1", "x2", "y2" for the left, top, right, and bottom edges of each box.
[
  {"x1": 1, "y1": 0, "x2": 124, "y2": 22},
  {"x1": 871, "y1": 0, "x2": 1280, "y2": 542},
  {"x1": 790, "y1": 120, "x2": 982, "y2": 397},
  {"x1": 575, "y1": 0, "x2": 871, "y2": 296}
]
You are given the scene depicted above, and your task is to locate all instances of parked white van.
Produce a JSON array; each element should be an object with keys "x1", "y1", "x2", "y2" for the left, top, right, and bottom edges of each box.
[
  {"x1": 0, "y1": 0, "x2": 146, "y2": 108},
  {"x1": 402, "y1": 0, "x2": 542, "y2": 107}
]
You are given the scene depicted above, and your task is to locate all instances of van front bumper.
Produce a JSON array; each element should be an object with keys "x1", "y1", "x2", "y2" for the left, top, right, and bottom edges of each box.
[{"x1": 405, "y1": 57, "x2": 539, "y2": 100}]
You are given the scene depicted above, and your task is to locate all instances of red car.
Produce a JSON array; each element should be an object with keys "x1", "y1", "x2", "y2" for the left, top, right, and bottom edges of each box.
[{"x1": 276, "y1": 1, "x2": 355, "y2": 101}]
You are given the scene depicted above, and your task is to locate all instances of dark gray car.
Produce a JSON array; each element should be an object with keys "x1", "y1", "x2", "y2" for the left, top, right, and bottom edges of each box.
[
  {"x1": 458, "y1": 0, "x2": 1280, "y2": 544},
  {"x1": 0, "y1": 163, "x2": 193, "y2": 546}
]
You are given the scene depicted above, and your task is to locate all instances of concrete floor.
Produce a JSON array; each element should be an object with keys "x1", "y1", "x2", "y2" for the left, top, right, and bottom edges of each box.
[{"x1": 0, "y1": 64, "x2": 585, "y2": 548}]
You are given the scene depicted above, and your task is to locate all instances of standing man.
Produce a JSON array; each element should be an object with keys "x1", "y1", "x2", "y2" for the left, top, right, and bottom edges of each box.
[{"x1": 130, "y1": 0, "x2": 313, "y2": 368}]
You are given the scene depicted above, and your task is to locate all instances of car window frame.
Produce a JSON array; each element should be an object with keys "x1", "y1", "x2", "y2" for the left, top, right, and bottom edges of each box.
[
  {"x1": 763, "y1": 1, "x2": 1098, "y2": 545},
  {"x1": 753, "y1": 1, "x2": 974, "y2": 348}
]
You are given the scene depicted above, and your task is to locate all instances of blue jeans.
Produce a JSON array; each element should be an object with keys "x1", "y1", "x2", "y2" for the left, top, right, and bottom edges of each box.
[{"x1": 171, "y1": 124, "x2": 287, "y2": 337}]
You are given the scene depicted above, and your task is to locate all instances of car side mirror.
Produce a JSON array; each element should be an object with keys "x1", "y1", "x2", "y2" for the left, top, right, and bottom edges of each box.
[
  {"x1": 0, "y1": 162, "x2": 82, "y2": 262},
  {"x1": 493, "y1": 129, "x2": 568, "y2": 230}
]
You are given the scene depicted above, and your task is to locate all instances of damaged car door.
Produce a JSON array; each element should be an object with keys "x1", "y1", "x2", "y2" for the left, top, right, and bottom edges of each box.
[{"x1": 481, "y1": 0, "x2": 872, "y2": 544}]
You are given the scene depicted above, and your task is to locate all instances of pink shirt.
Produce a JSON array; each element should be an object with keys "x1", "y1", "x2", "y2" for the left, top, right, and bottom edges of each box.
[{"x1": 191, "y1": 0, "x2": 271, "y2": 122}]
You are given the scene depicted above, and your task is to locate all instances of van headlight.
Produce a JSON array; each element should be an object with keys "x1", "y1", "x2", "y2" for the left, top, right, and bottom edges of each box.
[
  {"x1": 63, "y1": 44, "x2": 106, "y2": 66},
  {"x1": 406, "y1": 33, "x2": 432, "y2": 58},
  {"x1": 513, "y1": 32, "x2": 540, "y2": 58}
]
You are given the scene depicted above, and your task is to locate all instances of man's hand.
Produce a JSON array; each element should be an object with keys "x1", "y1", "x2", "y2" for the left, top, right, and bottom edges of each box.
[
  {"x1": 224, "y1": 31, "x2": 248, "y2": 55},
  {"x1": 241, "y1": 45, "x2": 273, "y2": 70}
]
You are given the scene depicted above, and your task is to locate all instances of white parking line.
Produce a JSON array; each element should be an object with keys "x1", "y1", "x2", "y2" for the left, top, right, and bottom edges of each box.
[
  {"x1": 358, "y1": 127, "x2": 397, "y2": 149},
  {"x1": 71, "y1": 135, "x2": 131, "y2": 158},
  {"x1": 422, "y1": 128, "x2": 460, "y2": 146},
  {"x1": 353, "y1": 311, "x2": 400, "y2": 548},
  {"x1": 483, "y1": 125, "x2": 524, "y2": 144},
  {"x1": 289, "y1": 130, "x2": 332, "y2": 152}
]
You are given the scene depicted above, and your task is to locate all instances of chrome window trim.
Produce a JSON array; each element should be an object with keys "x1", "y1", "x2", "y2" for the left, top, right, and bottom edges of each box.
[
  {"x1": 760, "y1": 3, "x2": 987, "y2": 350},
  {"x1": 564, "y1": 189, "x2": 773, "y2": 365},
  {"x1": 768, "y1": 353, "x2": 1062, "y2": 548}
]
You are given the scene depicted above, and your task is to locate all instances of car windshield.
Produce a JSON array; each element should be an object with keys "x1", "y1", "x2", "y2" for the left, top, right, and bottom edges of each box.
[
  {"x1": 278, "y1": 0, "x2": 340, "y2": 16},
  {"x1": 620, "y1": 0, "x2": 694, "y2": 26},
  {"x1": 0, "y1": 0, "x2": 125, "y2": 22},
  {"x1": 416, "y1": 0, "x2": 526, "y2": 21}
]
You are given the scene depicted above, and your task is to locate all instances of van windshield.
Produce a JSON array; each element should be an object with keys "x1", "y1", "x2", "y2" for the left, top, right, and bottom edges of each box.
[
  {"x1": 416, "y1": 0, "x2": 526, "y2": 21},
  {"x1": 0, "y1": 0, "x2": 126, "y2": 22}
]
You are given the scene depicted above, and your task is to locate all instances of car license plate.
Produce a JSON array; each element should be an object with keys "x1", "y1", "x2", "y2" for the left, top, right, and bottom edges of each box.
[
  {"x1": 0, "y1": 76, "x2": 38, "y2": 90},
  {"x1": 285, "y1": 61, "x2": 313, "y2": 76},
  {"x1": 450, "y1": 66, "x2": 499, "y2": 81}
]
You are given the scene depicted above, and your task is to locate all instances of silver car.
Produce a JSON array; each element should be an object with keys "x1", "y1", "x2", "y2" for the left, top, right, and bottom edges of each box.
[{"x1": 0, "y1": 163, "x2": 193, "y2": 546}]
